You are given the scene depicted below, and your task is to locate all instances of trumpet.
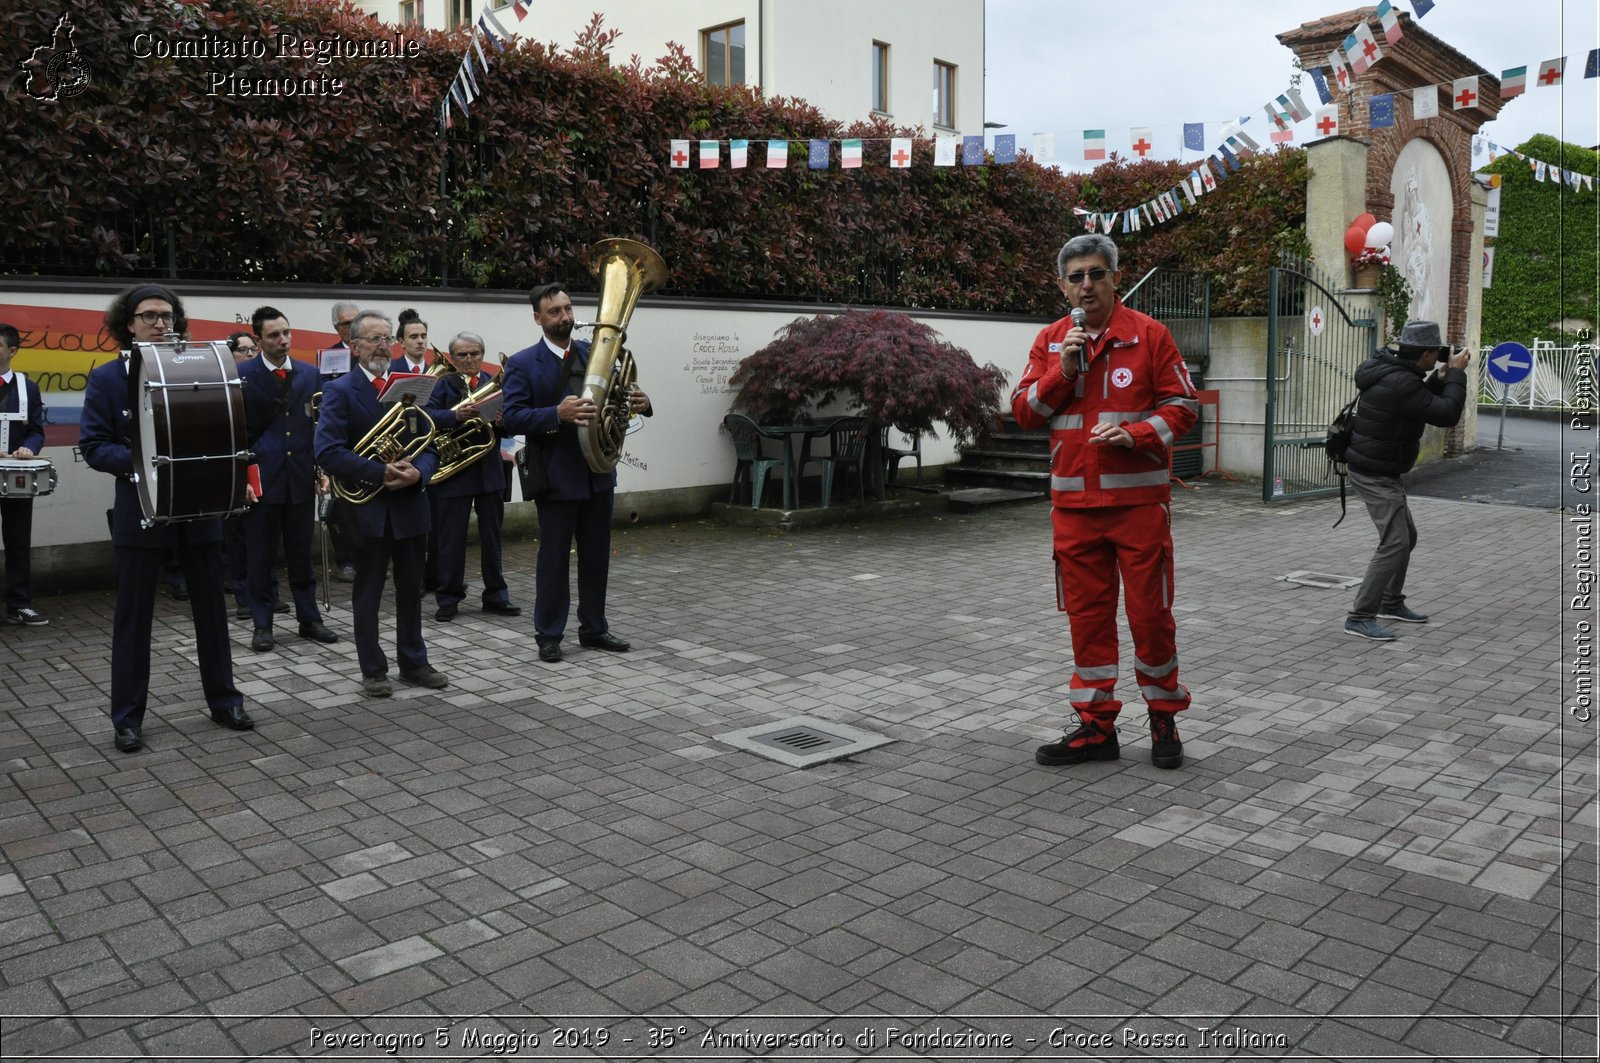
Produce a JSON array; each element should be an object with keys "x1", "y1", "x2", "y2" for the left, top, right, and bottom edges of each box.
[{"x1": 331, "y1": 397, "x2": 436, "y2": 505}]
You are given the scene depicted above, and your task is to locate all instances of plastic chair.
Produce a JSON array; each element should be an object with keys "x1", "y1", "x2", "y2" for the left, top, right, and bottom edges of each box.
[
  {"x1": 723, "y1": 413, "x2": 783, "y2": 509},
  {"x1": 881, "y1": 426, "x2": 923, "y2": 485},
  {"x1": 810, "y1": 416, "x2": 870, "y2": 507}
]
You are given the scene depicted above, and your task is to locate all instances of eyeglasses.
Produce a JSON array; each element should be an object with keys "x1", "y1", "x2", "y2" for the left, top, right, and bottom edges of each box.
[
  {"x1": 1063, "y1": 269, "x2": 1112, "y2": 286},
  {"x1": 234, "y1": 345, "x2": 259, "y2": 354},
  {"x1": 135, "y1": 310, "x2": 176, "y2": 325},
  {"x1": 355, "y1": 334, "x2": 395, "y2": 346}
]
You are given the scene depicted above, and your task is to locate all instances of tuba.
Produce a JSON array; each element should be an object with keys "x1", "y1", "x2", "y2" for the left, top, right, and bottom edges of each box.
[
  {"x1": 576, "y1": 237, "x2": 668, "y2": 473},
  {"x1": 431, "y1": 374, "x2": 503, "y2": 485}
]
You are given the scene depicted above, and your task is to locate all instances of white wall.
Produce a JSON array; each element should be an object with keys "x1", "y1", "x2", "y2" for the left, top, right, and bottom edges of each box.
[{"x1": 1, "y1": 284, "x2": 1043, "y2": 549}]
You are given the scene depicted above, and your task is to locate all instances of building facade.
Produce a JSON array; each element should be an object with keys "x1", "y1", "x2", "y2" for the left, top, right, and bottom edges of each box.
[{"x1": 355, "y1": 0, "x2": 986, "y2": 131}]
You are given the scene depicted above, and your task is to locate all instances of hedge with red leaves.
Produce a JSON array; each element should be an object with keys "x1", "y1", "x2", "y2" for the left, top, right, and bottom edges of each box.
[{"x1": 3, "y1": 0, "x2": 1308, "y2": 315}]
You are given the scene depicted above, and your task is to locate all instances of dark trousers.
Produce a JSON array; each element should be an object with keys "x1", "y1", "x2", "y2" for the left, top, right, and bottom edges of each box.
[
  {"x1": 352, "y1": 529, "x2": 427, "y2": 678},
  {"x1": 533, "y1": 491, "x2": 613, "y2": 643},
  {"x1": 112, "y1": 540, "x2": 241, "y2": 730},
  {"x1": 1, "y1": 497, "x2": 33, "y2": 610},
  {"x1": 436, "y1": 491, "x2": 509, "y2": 609},
  {"x1": 423, "y1": 491, "x2": 442, "y2": 592},
  {"x1": 1348, "y1": 468, "x2": 1418, "y2": 619},
  {"x1": 245, "y1": 498, "x2": 322, "y2": 629},
  {"x1": 222, "y1": 515, "x2": 248, "y2": 601}
]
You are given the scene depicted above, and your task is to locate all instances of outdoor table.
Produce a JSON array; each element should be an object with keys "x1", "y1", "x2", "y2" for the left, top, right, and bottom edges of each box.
[{"x1": 756, "y1": 420, "x2": 838, "y2": 510}]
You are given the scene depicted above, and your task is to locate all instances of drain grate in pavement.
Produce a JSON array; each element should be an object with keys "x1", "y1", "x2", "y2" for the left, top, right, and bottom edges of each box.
[
  {"x1": 716, "y1": 716, "x2": 894, "y2": 768},
  {"x1": 1281, "y1": 570, "x2": 1361, "y2": 589}
]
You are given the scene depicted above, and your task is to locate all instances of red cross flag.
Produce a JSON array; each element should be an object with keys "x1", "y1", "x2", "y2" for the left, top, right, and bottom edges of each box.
[
  {"x1": 670, "y1": 139, "x2": 690, "y2": 169},
  {"x1": 1130, "y1": 127, "x2": 1154, "y2": 158},
  {"x1": 1314, "y1": 106, "x2": 1340, "y2": 139},
  {"x1": 1347, "y1": 21, "x2": 1382, "y2": 75},
  {"x1": 889, "y1": 138, "x2": 913, "y2": 169},
  {"x1": 1451, "y1": 77, "x2": 1479, "y2": 110},
  {"x1": 1536, "y1": 57, "x2": 1566, "y2": 87},
  {"x1": 1327, "y1": 50, "x2": 1352, "y2": 91}
]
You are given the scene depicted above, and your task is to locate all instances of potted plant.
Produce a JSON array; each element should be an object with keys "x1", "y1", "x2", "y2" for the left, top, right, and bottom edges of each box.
[{"x1": 728, "y1": 309, "x2": 1008, "y2": 494}]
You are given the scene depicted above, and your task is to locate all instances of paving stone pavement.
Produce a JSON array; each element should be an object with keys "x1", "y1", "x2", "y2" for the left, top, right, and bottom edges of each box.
[{"x1": 0, "y1": 480, "x2": 1593, "y2": 1060}]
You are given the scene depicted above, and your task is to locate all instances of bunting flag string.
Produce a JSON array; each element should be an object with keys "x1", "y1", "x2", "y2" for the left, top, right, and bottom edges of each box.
[
  {"x1": 656, "y1": 2, "x2": 1594, "y2": 231},
  {"x1": 438, "y1": 0, "x2": 525, "y2": 131}
]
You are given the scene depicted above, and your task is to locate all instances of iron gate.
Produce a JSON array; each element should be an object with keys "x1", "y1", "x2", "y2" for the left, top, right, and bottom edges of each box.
[
  {"x1": 1264, "y1": 259, "x2": 1377, "y2": 502},
  {"x1": 1125, "y1": 268, "x2": 1211, "y2": 478}
]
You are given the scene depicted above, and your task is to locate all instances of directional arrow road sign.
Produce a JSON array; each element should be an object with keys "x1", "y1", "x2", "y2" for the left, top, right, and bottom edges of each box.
[{"x1": 1486, "y1": 342, "x2": 1533, "y2": 385}]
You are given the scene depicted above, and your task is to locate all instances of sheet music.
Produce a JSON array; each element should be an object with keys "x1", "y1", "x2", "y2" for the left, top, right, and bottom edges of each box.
[
  {"x1": 470, "y1": 391, "x2": 505, "y2": 421},
  {"x1": 318, "y1": 348, "x2": 351, "y2": 375},
  {"x1": 380, "y1": 373, "x2": 439, "y2": 406}
]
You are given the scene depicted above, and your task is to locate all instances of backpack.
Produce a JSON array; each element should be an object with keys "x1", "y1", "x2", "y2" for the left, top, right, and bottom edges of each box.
[{"x1": 1324, "y1": 394, "x2": 1360, "y2": 527}]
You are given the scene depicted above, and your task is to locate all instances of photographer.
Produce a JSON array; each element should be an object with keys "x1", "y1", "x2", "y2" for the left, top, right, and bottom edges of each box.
[{"x1": 1343, "y1": 320, "x2": 1470, "y2": 641}]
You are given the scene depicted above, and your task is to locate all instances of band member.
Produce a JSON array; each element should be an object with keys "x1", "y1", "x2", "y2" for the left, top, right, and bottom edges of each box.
[
  {"x1": 425, "y1": 332, "x2": 521, "y2": 622},
  {"x1": 0, "y1": 324, "x2": 48, "y2": 626},
  {"x1": 393, "y1": 309, "x2": 440, "y2": 590},
  {"x1": 240, "y1": 306, "x2": 340, "y2": 652},
  {"x1": 314, "y1": 309, "x2": 447, "y2": 698},
  {"x1": 79, "y1": 284, "x2": 254, "y2": 752},
  {"x1": 391, "y1": 309, "x2": 432, "y2": 375},
  {"x1": 223, "y1": 332, "x2": 258, "y2": 617},
  {"x1": 500, "y1": 283, "x2": 651, "y2": 663},
  {"x1": 324, "y1": 300, "x2": 361, "y2": 584}
]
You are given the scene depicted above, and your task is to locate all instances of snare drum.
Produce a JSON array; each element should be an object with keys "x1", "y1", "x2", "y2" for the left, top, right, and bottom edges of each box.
[
  {"x1": 129, "y1": 340, "x2": 251, "y2": 527},
  {"x1": 0, "y1": 458, "x2": 56, "y2": 498}
]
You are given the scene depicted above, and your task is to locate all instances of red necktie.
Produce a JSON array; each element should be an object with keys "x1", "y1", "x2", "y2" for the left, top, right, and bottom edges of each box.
[
  {"x1": 273, "y1": 368, "x2": 288, "y2": 381},
  {"x1": 373, "y1": 376, "x2": 385, "y2": 393}
]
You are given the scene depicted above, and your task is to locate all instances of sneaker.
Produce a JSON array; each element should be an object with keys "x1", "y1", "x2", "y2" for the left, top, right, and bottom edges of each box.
[
  {"x1": 399, "y1": 666, "x2": 448, "y2": 690},
  {"x1": 361, "y1": 675, "x2": 393, "y2": 698},
  {"x1": 1379, "y1": 604, "x2": 1429, "y2": 623},
  {"x1": 6, "y1": 607, "x2": 48, "y2": 626},
  {"x1": 1035, "y1": 719, "x2": 1120, "y2": 766},
  {"x1": 1344, "y1": 617, "x2": 1398, "y2": 641},
  {"x1": 1149, "y1": 712, "x2": 1183, "y2": 769}
]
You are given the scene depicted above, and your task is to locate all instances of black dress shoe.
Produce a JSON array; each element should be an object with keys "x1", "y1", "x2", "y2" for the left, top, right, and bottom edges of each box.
[
  {"x1": 482, "y1": 600, "x2": 522, "y2": 616},
  {"x1": 435, "y1": 603, "x2": 458, "y2": 621},
  {"x1": 234, "y1": 604, "x2": 251, "y2": 620},
  {"x1": 273, "y1": 601, "x2": 292, "y2": 615},
  {"x1": 335, "y1": 563, "x2": 356, "y2": 583},
  {"x1": 538, "y1": 641, "x2": 563, "y2": 663},
  {"x1": 169, "y1": 584, "x2": 189, "y2": 601},
  {"x1": 579, "y1": 631, "x2": 630, "y2": 652},
  {"x1": 399, "y1": 665, "x2": 449, "y2": 689},
  {"x1": 299, "y1": 620, "x2": 339, "y2": 643},
  {"x1": 209, "y1": 705, "x2": 255, "y2": 731},
  {"x1": 251, "y1": 628, "x2": 273, "y2": 652},
  {"x1": 114, "y1": 727, "x2": 142, "y2": 753}
]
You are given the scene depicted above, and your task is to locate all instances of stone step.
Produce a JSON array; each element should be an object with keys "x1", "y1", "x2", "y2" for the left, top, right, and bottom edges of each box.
[{"x1": 945, "y1": 467, "x2": 1052, "y2": 492}]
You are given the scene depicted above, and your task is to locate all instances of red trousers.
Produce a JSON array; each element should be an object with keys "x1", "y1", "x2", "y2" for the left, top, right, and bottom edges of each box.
[{"x1": 1052, "y1": 503, "x2": 1190, "y2": 723}]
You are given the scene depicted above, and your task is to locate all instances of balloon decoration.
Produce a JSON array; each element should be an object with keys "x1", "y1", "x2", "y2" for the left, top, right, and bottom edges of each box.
[{"x1": 1347, "y1": 213, "x2": 1392, "y2": 266}]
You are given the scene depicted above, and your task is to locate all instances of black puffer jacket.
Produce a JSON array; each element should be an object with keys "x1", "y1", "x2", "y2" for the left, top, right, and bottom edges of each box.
[{"x1": 1346, "y1": 350, "x2": 1467, "y2": 476}]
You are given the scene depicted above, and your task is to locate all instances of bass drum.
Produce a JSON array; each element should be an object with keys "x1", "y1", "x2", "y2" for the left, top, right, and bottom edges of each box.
[{"x1": 129, "y1": 340, "x2": 251, "y2": 527}]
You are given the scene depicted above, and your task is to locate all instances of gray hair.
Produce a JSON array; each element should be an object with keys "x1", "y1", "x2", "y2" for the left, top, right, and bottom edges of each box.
[
  {"x1": 330, "y1": 300, "x2": 360, "y2": 325},
  {"x1": 1057, "y1": 234, "x2": 1119, "y2": 276},
  {"x1": 449, "y1": 331, "x2": 486, "y2": 354},
  {"x1": 348, "y1": 309, "x2": 392, "y2": 341}
]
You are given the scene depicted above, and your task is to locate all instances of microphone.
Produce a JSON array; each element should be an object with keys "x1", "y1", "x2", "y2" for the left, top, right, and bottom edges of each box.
[{"x1": 1070, "y1": 307, "x2": 1088, "y2": 374}]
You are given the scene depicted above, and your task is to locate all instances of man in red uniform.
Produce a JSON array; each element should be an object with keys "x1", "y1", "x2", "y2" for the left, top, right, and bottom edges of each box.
[{"x1": 1013, "y1": 234, "x2": 1199, "y2": 769}]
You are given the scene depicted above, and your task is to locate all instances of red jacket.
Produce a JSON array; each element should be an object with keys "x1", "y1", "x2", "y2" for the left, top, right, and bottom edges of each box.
[{"x1": 1011, "y1": 299, "x2": 1198, "y2": 509}]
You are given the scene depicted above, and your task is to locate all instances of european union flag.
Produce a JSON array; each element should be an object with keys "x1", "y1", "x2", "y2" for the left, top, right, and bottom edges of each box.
[
  {"x1": 1308, "y1": 67, "x2": 1333, "y2": 104},
  {"x1": 808, "y1": 139, "x2": 830, "y2": 169},
  {"x1": 1209, "y1": 156, "x2": 1230, "y2": 184},
  {"x1": 993, "y1": 134, "x2": 1017, "y2": 164},
  {"x1": 1411, "y1": 0, "x2": 1434, "y2": 15},
  {"x1": 1183, "y1": 123, "x2": 1204, "y2": 151},
  {"x1": 1369, "y1": 93, "x2": 1396, "y2": 128},
  {"x1": 1585, "y1": 48, "x2": 1599, "y2": 79},
  {"x1": 1217, "y1": 143, "x2": 1240, "y2": 172},
  {"x1": 962, "y1": 135, "x2": 985, "y2": 165}
]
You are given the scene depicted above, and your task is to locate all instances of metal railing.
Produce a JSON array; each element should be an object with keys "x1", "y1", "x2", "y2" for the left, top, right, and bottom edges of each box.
[{"x1": 1477, "y1": 340, "x2": 1597, "y2": 411}]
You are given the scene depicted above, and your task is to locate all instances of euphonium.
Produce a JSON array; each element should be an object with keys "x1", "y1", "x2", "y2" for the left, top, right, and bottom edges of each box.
[
  {"x1": 331, "y1": 397, "x2": 437, "y2": 505},
  {"x1": 577, "y1": 237, "x2": 668, "y2": 473},
  {"x1": 431, "y1": 375, "x2": 503, "y2": 485}
]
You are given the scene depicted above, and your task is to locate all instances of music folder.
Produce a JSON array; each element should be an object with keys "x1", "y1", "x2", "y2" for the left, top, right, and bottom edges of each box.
[{"x1": 317, "y1": 347, "x2": 351, "y2": 376}]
